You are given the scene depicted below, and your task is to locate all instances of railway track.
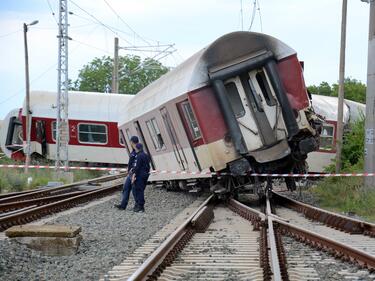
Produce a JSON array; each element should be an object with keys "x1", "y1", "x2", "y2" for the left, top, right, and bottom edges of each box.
[
  {"x1": 103, "y1": 189, "x2": 375, "y2": 281},
  {"x1": 0, "y1": 173, "x2": 126, "y2": 232}
]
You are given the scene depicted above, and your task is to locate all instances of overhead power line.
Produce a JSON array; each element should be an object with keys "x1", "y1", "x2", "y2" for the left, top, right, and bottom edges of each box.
[
  {"x1": 0, "y1": 29, "x2": 22, "y2": 38},
  {"x1": 248, "y1": 0, "x2": 257, "y2": 31},
  {"x1": 102, "y1": 0, "x2": 151, "y2": 46},
  {"x1": 257, "y1": 0, "x2": 263, "y2": 32},
  {"x1": 71, "y1": 38, "x2": 112, "y2": 54},
  {"x1": 68, "y1": 0, "x2": 134, "y2": 47},
  {"x1": 46, "y1": 0, "x2": 59, "y2": 25}
]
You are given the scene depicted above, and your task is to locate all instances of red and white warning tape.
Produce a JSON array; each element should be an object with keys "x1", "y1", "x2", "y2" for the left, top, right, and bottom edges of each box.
[
  {"x1": 150, "y1": 170, "x2": 375, "y2": 177},
  {"x1": 0, "y1": 164, "x2": 373, "y2": 177},
  {"x1": 0, "y1": 164, "x2": 127, "y2": 172}
]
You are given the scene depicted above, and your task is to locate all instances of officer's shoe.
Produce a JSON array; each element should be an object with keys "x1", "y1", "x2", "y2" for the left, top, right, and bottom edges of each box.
[
  {"x1": 114, "y1": 204, "x2": 126, "y2": 210},
  {"x1": 133, "y1": 206, "x2": 145, "y2": 213}
]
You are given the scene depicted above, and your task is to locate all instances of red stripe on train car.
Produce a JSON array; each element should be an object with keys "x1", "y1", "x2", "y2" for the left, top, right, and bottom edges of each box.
[
  {"x1": 188, "y1": 86, "x2": 228, "y2": 145},
  {"x1": 277, "y1": 54, "x2": 310, "y2": 111}
]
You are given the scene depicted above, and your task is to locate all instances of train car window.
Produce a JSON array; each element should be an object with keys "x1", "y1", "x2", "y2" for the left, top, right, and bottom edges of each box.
[
  {"x1": 319, "y1": 124, "x2": 334, "y2": 150},
  {"x1": 247, "y1": 79, "x2": 264, "y2": 112},
  {"x1": 256, "y1": 70, "x2": 277, "y2": 106},
  {"x1": 146, "y1": 118, "x2": 165, "y2": 150},
  {"x1": 224, "y1": 82, "x2": 245, "y2": 118},
  {"x1": 125, "y1": 128, "x2": 131, "y2": 142},
  {"x1": 119, "y1": 129, "x2": 125, "y2": 147},
  {"x1": 52, "y1": 122, "x2": 57, "y2": 141},
  {"x1": 78, "y1": 123, "x2": 107, "y2": 144},
  {"x1": 181, "y1": 101, "x2": 201, "y2": 139}
]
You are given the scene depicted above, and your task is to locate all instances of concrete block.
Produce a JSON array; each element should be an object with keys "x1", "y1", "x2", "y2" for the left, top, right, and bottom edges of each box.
[
  {"x1": 5, "y1": 224, "x2": 81, "y2": 238},
  {"x1": 13, "y1": 235, "x2": 82, "y2": 256}
]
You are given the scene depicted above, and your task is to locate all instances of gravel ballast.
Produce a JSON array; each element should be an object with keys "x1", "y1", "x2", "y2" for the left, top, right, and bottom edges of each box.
[
  {"x1": 283, "y1": 236, "x2": 375, "y2": 280},
  {"x1": 0, "y1": 186, "x2": 198, "y2": 281}
]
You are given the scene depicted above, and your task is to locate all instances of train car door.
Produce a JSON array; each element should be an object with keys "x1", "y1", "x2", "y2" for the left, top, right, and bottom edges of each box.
[
  {"x1": 160, "y1": 107, "x2": 188, "y2": 170},
  {"x1": 224, "y1": 71, "x2": 277, "y2": 151},
  {"x1": 5, "y1": 116, "x2": 23, "y2": 150},
  {"x1": 248, "y1": 69, "x2": 280, "y2": 137},
  {"x1": 35, "y1": 120, "x2": 47, "y2": 156},
  {"x1": 133, "y1": 120, "x2": 155, "y2": 169}
]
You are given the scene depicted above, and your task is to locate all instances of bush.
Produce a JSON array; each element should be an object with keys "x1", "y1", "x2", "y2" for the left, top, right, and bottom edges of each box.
[{"x1": 324, "y1": 117, "x2": 365, "y2": 173}]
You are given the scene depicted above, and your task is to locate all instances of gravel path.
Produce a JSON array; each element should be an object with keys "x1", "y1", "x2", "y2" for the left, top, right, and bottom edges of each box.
[{"x1": 0, "y1": 186, "x2": 198, "y2": 281}]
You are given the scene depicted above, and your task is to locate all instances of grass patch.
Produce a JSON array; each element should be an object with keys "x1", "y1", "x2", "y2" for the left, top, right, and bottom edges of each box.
[
  {"x1": 0, "y1": 150, "x2": 105, "y2": 193},
  {"x1": 311, "y1": 177, "x2": 375, "y2": 222},
  {"x1": 310, "y1": 116, "x2": 375, "y2": 222},
  {"x1": 0, "y1": 168, "x2": 104, "y2": 194}
]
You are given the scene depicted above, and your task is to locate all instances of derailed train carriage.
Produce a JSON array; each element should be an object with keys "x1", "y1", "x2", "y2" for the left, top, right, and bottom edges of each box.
[
  {"x1": 118, "y1": 31, "x2": 322, "y2": 194},
  {"x1": 0, "y1": 91, "x2": 132, "y2": 165}
]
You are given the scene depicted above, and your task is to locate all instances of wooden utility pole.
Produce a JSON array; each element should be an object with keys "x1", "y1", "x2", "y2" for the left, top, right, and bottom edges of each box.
[
  {"x1": 335, "y1": 0, "x2": 347, "y2": 173},
  {"x1": 112, "y1": 37, "x2": 119, "y2": 93},
  {"x1": 365, "y1": 0, "x2": 375, "y2": 187}
]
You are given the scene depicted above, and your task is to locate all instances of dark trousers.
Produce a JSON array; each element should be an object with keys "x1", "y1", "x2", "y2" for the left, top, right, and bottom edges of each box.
[
  {"x1": 134, "y1": 175, "x2": 148, "y2": 209},
  {"x1": 119, "y1": 176, "x2": 132, "y2": 209}
]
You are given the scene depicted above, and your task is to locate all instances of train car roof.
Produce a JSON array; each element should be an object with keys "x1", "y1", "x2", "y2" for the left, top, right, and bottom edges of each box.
[
  {"x1": 118, "y1": 31, "x2": 296, "y2": 125},
  {"x1": 311, "y1": 94, "x2": 365, "y2": 123},
  {"x1": 23, "y1": 91, "x2": 133, "y2": 122}
]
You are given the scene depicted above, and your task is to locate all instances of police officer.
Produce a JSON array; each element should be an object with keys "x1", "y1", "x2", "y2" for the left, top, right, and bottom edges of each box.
[
  {"x1": 132, "y1": 143, "x2": 150, "y2": 212},
  {"x1": 115, "y1": 136, "x2": 139, "y2": 210}
]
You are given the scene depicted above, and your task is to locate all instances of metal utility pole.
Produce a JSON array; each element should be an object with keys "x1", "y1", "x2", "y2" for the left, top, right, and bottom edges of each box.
[
  {"x1": 112, "y1": 37, "x2": 119, "y2": 93},
  {"x1": 55, "y1": 0, "x2": 70, "y2": 172},
  {"x1": 23, "y1": 20, "x2": 39, "y2": 173},
  {"x1": 365, "y1": 0, "x2": 375, "y2": 187},
  {"x1": 335, "y1": 0, "x2": 348, "y2": 173}
]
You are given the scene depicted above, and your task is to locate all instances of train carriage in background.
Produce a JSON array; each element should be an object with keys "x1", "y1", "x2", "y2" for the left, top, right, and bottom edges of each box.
[
  {"x1": 118, "y1": 31, "x2": 322, "y2": 192},
  {"x1": 0, "y1": 91, "x2": 133, "y2": 166},
  {"x1": 307, "y1": 94, "x2": 365, "y2": 173}
]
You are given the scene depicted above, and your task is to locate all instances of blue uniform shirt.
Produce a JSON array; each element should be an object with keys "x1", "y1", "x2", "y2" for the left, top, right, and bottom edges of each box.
[
  {"x1": 133, "y1": 151, "x2": 151, "y2": 178},
  {"x1": 128, "y1": 149, "x2": 137, "y2": 173}
]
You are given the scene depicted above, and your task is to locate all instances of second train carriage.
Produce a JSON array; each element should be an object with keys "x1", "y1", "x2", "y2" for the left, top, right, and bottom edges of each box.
[
  {"x1": 118, "y1": 31, "x2": 322, "y2": 192},
  {"x1": 307, "y1": 94, "x2": 365, "y2": 173},
  {"x1": 0, "y1": 91, "x2": 133, "y2": 165}
]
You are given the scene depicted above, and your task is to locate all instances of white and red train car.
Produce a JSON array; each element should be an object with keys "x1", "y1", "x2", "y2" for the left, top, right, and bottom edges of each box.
[
  {"x1": 0, "y1": 91, "x2": 133, "y2": 165},
  {"x1": 118, "y1": 31, "x2": 321, "y2": 190},
  {"x1": 307, "y1": 94, "x2": 365, "y2": 173}
]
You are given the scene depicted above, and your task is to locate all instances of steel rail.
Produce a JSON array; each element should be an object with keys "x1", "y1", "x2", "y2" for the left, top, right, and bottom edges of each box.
[
  {"x1": 266, "y1": 196, "x2": 282, "y2": 281},
  {"x1": 0, "y1": 180, "x2": 123, "y2": 232},
  {"x1": 127, "y1": 195, "x2": 214, "y2": 281},
  {"x1": 0, "y1": 189, "x2": 94, "y2": 213},
  {"x1": 0, "y1": 189, "x2": 41, "y2": 199},
  {"x1": 273, "y1": 191, "x2": 375, "y2": 236},
  {"x1": 0, "y1": 173, "x2": 126, "y2": 204},
  {"x1": 272, "y1": 215, "x2": 375, "y2": 270},
  {"x1": 228, "y1": 196, "x2": 276, "y2": 278}
]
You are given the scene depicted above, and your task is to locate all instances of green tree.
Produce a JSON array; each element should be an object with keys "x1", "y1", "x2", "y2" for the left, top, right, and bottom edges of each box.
[
  {"x1": 307, "y1": 78, "x2": 366, "y2": 103},
  {"x1": 307, "y1": 81, "x2": 333, "y2": 96},
  {"x1": 331, "y1": 78, "x2": 366, "y2": 103},
  {"x1": 73, "y1": 55, "x2": 169, "y2": 94}
]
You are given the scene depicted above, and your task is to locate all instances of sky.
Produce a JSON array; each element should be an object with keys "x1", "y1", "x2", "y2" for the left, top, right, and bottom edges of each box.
[{"x1": 0, "y1": 0, "x2": 370, "y2": 119}]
